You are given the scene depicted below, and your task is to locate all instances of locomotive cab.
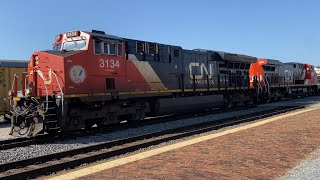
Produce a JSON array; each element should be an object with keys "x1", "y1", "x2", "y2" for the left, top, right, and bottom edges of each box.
[{"x1": 249, "y1": 59, "x2": 283, "y2": 100}]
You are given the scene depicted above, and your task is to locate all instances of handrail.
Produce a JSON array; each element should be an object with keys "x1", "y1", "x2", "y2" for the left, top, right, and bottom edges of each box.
[
  {"x1": 52, "y1": 70, "x2": 64, "y2": 116},
  {"x1": 36, "y1": 70, "x2": 49, "y2": 113},
  {"x1": 265, "y1": 76, "x2": 270, "y2": 95},
  {"x1": 10, "y1": 74, "x2": 18, "y2": 97}
]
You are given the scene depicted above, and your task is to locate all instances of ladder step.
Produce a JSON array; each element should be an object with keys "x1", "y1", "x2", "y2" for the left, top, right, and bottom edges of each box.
[
  {"x1": 46, "y1": 120, "x2": 58, "y2": 123},
  {"x1": 47, "y1": 127, "x2": 61, "y2": 130},
  {"x1": 45, "y1": 114, "x2": 56, "y2": 117}
]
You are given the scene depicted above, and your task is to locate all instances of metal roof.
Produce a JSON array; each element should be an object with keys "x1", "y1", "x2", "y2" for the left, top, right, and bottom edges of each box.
[
  {"x1": 266, "y1": 59, "x2": 283, "y2": 66},
  {"x1": 0, "y1": 59, "x2": 28, "y2": 68},
  {"x1": 216, "y1": 51, "x2": 257, "y2": 63},
  {"x1": 285, "y1": 62, "x2": 305, "y2": 65},
  {"x1": 193, "y1": 49, "x2": 257, "y2": 63},
  {"x1": 84, "y1": 31, "x2": 123, "y2": 41}
]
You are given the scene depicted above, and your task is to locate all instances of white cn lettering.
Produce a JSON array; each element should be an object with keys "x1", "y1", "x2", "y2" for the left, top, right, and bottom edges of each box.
[{"x1": 189, "y1": 62, "x2": 213, "y2": 80}]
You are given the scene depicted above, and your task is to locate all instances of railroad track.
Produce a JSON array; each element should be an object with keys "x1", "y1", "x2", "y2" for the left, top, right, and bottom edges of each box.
[
  {"x1": 0, "y1": 106, "x2": 303, "y2": 179},
  {"x1": 0, "y1": 105, "x2": 249, "y2": 151},
  {"x1": 0, "y1": 134, "x2": 53, "y2": 150}
]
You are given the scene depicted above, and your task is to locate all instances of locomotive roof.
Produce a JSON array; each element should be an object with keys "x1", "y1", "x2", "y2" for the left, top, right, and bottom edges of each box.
[
  {"x1": 285, "y1": 62, "x2": 305, "y2": 65},
  {"x1": 0, "y1": 59, "x2": 28, "y2": 68},
  {"x1": 219, "y1": 52, "x2": 257, "y2": 63},
  {"x1": 266, "y1": 59, "x2": 283, "y2": 66},
  {"x1": 193, "y1": 49, "x2": 257, "y2": 63},
  {"x1": 85, "y1": 31, "x2": 123, "y2": 41},
  {"x1": 85, "y1": 30, "x2": 255, "y2": 63}
]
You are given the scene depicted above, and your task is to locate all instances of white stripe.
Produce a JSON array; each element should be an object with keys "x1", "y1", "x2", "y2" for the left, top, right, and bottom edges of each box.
[{"x1": 132, "y1": 61, "x2": 166, "y2": 90}]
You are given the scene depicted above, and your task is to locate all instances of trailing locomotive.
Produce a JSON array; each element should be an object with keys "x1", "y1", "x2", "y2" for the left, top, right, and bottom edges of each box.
[
  {"x1": 8, "y1": 30, "x2": 319, "y2": 137},
  {"x1": 0, "y1": 60, "x2": 28, "y2": 121},
  {"x1": 316, "y1": 66, "x2": 320, "y2": 83},
  {"x1": 250, "y1": 59, "x2": 318, "y2": 100}
]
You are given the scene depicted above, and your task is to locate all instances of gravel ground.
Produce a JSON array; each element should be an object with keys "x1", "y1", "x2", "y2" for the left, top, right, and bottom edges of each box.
[
  {"x1": 0, "y1": 115, "x2": 5, "y2": 123},
  {"x1": 282, "y1": 148, "x2": 320, "y2": 180},
  {"x1": 0, "y1": 96, "x2": 319, "y2": 164},
  {"x1": 0, "y1": 124, "x2": 14, "y2": 141},
  {"x1": 259, "y1": 96, "x2": 320, "y2": 108}
]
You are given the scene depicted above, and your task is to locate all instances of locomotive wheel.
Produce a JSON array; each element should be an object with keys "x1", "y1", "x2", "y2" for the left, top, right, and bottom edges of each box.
[
  {"x1": 248, "y1": 96, "x2": 254, "y2": 105},
  {"x1": 223, "y1": 95, "x2": 233, "y2": 109},
  {"x1": 128, "y1": 110, "x2": 144, "y2": 127},
  {"x1": 277, "y1": 95, "x2": 284, "y2": 101},
  {"x1": 127, "y1": 116, "x2": 139, "y2": 127}
]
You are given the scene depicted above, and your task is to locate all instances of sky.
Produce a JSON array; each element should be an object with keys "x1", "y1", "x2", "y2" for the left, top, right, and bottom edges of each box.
[{"x1": 0, "y1": 0, "x2": 319, "y2": 65}]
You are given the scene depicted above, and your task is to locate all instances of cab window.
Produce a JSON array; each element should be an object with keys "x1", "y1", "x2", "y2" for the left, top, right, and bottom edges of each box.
[
  {"x1": 118, "y1": 43, "x2": 123, "y2": 56},
  {"x1": 103, "y1": 43, "x2": 116, "y2": 55},
  {"x1": 53, "y1": 44, "x2": 61, "y2": 51},
  {"x1": 94, "y1": 41, "x2": 101, "y2": 54},
  {"x1": 110, "y1": 44, "x2": 116, "y2": 54}
]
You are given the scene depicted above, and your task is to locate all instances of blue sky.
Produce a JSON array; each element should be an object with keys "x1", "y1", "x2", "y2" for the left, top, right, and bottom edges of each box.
[{"x1": 0, "y1": 0, "x2": 319, "y2": 65}]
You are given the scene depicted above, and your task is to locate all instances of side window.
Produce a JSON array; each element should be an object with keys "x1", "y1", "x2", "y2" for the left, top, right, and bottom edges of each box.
[
  {"x1": 94, "y1": 41, "x2": 101, "y2": 54},
  {"x1": 103, "y1": 43, "x2": 116, "y2": 55},
  {"x1": 148, "y1": 43, "x2": 158, "y2": 54},
  {"x1": 118, "y1": 43, "x2": 123, "y2": 56},
  {"x1": 137, "y1": 41, "x2": 145, "y2": 53},
  {"x1": 109, "y1": 44, "x2": 116, "y2": 55},
  {"x1": 103, "y1": 43, "x2": 109, "y2": 54}
]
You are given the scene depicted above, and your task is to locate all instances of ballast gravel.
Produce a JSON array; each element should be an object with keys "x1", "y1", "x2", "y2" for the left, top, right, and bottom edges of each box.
[
  {"x1": 282, "y1": 148, "x2": 320, "y2": 180},
  {"x1": 0, "y1": 96, "x2": 319, "y2": 164},
  {"x1": 0, "y1": 124, "x2": 14, "y2": 141}
]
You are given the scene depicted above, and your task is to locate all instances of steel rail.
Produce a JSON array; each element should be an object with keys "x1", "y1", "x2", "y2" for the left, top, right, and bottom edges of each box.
[{"x1": 0, "y1": 106, "x2": 303, "y2": 179}]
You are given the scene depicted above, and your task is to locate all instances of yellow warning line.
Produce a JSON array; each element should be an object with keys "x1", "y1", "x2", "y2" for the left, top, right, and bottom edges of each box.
[{"x1": 46, "y1": 108, "x2": 317, "y2": 180}]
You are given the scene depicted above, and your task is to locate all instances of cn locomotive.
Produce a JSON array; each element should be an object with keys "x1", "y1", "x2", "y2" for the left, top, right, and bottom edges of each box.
[
  {"x1": 8, "y1": 30, "x2": 319, "y2": 137},
  {"x1": 316, "y1": 66, "x2": 320, "y2": 84}
]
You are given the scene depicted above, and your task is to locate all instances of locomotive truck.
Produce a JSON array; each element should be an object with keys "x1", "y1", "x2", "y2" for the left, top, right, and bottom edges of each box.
[{"x1": 8, "y1": 30, "x2": 319, "y2": 137}]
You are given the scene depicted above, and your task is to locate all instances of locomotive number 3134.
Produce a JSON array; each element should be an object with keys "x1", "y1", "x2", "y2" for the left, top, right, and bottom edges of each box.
[{"x1": 99, "y1": 59, "x2": 120, "y2": 68}]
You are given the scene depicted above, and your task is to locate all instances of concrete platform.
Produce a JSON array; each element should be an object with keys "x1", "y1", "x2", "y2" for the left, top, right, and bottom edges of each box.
[{"x1": 47, "y1": 99, "x2": 320, "y2": 180}]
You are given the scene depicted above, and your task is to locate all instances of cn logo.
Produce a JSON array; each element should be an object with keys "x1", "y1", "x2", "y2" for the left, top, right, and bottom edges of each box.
[
  {"x1": 285, "y1": 70, "x2": 293, "y2": 81},
  {"x1": 250, "y1": 75, "x2": 263, "y2": 83},
  {"x1": 189, "y1": 62, "x2": 214, "y2": 80}
]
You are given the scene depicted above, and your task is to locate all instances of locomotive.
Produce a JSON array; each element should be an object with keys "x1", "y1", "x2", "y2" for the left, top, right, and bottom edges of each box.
[
  {"x1": 316, "y1": 66, "x2": 320, "y2": 83},
  {"x1": 8, "y1": 30, "x2": 319, "y2": 137},
  {"x1": 0, "y1": 60, "x2": 28, "y2": 121}
]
